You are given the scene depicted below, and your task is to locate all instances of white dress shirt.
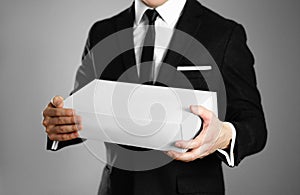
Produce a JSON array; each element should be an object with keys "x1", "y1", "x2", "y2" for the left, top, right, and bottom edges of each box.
[
  {"x1": 134, "y1": 0, "x2": 186, "y2": 81},
  {"x1": 134, "y1": 0, "x2": 236, "y2": 167}
]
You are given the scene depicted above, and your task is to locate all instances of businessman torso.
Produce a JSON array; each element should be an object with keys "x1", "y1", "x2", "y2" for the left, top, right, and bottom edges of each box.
[{"x1": 48, "y1": 0, "x2": 267, "y2": 194}]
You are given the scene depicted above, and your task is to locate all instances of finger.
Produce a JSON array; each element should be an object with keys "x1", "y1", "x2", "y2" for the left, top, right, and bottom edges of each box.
[
  {"x1": 46, "y1": 102, "x2": 55, "y2": 109},
  {"x1": 42, "y1": 117, "x2": 51, "y2": 127},
  {"x1": 168, "y1": 149, "x2": 210, "y2": 162},
  {"x1": 175, "y1": 139, "x2": 201, "y2": 149},
  {"x1": 175, "y1": 129, "x2": 208, "y2": 149},
  {"x1": 48, "y1": 131, "x2": 79, "y2": 141},
  {"x1": 47, "y1": 124, "x2": 83, "y2": 134},
  {"x1": 51, "y1": 96, "x2": 64, "y2": 108},
  {"x1": 190, "y1": 105, "x2": 212, "y2": 120},
  {"x1": 46, "y1": 115, "x2": 82, "y2": 126},
  {"x1": 166, "y1": 150, "x2": 199, "y2": 162},
  {"x1": 43, "y1": 107, "x2": 75, "y2": 117}
]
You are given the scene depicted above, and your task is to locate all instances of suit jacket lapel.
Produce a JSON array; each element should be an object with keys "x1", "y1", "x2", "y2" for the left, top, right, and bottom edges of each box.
[
  {"x1": 156, "y1": 0, "x2": 204, "y2": 85},
  {"x1": 115, "y1": 4, "x2": 139, "y2": 82}
]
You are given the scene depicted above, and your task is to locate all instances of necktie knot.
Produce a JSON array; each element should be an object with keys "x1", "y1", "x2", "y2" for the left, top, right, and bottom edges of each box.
[{"x1": 144, "y1": 9, "x2": 159, "y2": 25}]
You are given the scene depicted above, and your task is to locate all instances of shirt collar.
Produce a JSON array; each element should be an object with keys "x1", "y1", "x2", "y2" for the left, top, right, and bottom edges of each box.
[{"x1": 135, "y1": 0, "x2": 187, "y2": 25}]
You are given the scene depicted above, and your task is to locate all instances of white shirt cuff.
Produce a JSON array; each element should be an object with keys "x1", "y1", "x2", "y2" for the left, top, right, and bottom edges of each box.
[
  {"x1": 51, "y1": 141, "x2": 59, "y2": 150},
  {"x1": 217, "y1": 122, "x2": 236, "y2": 167}
]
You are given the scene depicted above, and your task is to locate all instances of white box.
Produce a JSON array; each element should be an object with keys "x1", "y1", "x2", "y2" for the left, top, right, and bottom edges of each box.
[{"x1": 64, "y1": 79, "x2": 217, "y2": 152}]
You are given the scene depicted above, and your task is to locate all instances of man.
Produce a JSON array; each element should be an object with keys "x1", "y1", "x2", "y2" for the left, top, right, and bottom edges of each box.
[{"x1": 42, "y1": 0, "x2": 267, "y2": 194}]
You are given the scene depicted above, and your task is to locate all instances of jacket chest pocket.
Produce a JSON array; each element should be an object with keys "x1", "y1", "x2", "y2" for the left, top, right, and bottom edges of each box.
[{"x1": 174, "y1": 69, "x2": 209, "y2": 91}]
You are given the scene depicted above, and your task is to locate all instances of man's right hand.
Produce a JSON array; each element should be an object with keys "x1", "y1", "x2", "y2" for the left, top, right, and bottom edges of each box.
[{"x1": 42, "y1": 96, "x2": 82, "y2": 141}]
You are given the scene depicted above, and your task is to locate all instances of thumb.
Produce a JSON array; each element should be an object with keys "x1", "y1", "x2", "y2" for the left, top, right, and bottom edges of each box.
[
  {"x1": 51, "y1": 96, "x2": 64, "y2": 108},
  {"x1": 190, "y1": 105, "x2": 210, "y2": 119}
]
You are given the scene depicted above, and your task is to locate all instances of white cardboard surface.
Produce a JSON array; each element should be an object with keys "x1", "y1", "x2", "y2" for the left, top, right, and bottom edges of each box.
[{"x1": 64, "y1": 79, "x2": 217, "y2": 152}]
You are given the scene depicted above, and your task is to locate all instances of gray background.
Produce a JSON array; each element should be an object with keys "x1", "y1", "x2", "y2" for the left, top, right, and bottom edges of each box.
[{"x1": 0, "y1": 0, "x2": 299, "y2": 194}]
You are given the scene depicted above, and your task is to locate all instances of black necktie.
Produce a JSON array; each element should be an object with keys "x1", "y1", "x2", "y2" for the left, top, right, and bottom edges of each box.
[{"x1": 139, "y1": 9, "x2": 159, "y2": 84}]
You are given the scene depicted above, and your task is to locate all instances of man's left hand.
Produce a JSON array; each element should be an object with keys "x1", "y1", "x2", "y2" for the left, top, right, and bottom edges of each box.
[{"x1": 166, "y1": 105, "x2": 232, "y2": 162}]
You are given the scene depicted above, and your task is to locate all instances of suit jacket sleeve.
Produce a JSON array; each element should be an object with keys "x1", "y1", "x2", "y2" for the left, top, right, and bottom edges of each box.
[{"x1": 221, "y1": 24, "x2": 267, "y2": 165}]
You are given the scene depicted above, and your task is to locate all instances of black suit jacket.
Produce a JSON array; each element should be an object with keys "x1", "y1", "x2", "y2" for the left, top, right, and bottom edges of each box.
[{"x1": 47, "y1": 0, "x2": 267, "y2": 194}]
